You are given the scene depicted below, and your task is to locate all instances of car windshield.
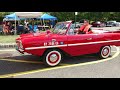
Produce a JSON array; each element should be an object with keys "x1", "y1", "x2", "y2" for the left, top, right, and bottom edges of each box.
[{"x1": 52, "y1": 22, "x2": 70, "y2": 34}]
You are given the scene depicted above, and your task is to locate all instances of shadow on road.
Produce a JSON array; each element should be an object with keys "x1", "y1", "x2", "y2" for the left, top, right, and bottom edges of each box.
[
  {"x1": 0, "y1": 53, "x2": 113, "y2": 76},
  {"x1": 4, "y1": 53, "x2": 101, "y2": 65}
]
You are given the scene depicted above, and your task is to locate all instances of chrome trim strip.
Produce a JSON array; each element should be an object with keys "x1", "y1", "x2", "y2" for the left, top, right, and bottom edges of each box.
[
  {"x1": 68, "y1": 39, "x2": 120, "y2": 46},
  {"x1": 25, "y1": 44, "x2": 67, "y2": 50},
  {"x1": 25, "y1": 39, "x2": 120, "y2": 50}
]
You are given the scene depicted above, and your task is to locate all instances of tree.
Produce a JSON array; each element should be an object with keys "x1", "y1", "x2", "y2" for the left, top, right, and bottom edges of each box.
[
  {"x1": 0, "y1": 12, "x2": 13, "y2": 21},
  {"x1": 48, "y1": 12, "x2": 120, "y2": 22}
]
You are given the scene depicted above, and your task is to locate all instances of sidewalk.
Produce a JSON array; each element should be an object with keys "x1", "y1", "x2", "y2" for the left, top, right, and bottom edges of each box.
[{"x1": 0, "y1": 43, "x2": 16, "y2": 48}]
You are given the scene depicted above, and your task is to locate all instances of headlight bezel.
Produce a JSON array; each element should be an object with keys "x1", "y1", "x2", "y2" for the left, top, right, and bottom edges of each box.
[{"x1": 16, "y1": 40, "x2": 23, "y2": 50}]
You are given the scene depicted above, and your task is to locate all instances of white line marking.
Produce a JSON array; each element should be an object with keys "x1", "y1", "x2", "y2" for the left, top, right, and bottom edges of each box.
[
  {"x1": 0, "y1": 59, "x2": 43, "y2": 64},
  {"x1": 0, "y1": 49, "x2": 16, "y2": 52}
]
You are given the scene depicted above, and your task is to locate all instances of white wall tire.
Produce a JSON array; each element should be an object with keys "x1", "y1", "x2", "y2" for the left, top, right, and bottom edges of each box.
[
  {"x1": 43, "y1": 50, "x2": 62, "y2": 67},
  {"x1": 99, "y1": 46, "x2": 111, "y2": 59}
]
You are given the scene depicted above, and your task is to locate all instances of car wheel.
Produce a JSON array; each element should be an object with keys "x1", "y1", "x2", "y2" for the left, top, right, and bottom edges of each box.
[
  {"x1": 43, "y1": 49, "x2": 62, "y2": 67},
  {"x1": 99, "y1": 46, "x2": 111, "y2": 59}
]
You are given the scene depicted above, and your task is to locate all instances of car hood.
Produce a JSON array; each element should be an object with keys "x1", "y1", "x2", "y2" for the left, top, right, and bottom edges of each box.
[
  {"x1": 19, "y1": 32, "x2": 59, "y2": 39},
  {"x1": 20, "y1": 33, "x2": 34, "y2": 38},
  {"x1": 20, "y1": 32, "x2": 47, "y2": 38}
]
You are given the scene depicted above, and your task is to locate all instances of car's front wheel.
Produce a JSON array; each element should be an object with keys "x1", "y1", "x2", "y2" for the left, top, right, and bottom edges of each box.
[
  {"x1": 43, "y1": 49, "x2": 62, "y2": 67},
  {"x1": 99, "y1": 46, "x2": 111, "y2": 59}
]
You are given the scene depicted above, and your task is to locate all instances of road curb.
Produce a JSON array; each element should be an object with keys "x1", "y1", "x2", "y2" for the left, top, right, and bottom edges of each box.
[{"x1": 0, "y1": 43, "x2": 16, "y2": 48}]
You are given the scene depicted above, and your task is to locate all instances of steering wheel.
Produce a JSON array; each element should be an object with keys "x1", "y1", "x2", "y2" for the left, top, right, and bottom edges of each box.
[{"x1": 57, "y1": 29, "x2": 65, "y2": 35}]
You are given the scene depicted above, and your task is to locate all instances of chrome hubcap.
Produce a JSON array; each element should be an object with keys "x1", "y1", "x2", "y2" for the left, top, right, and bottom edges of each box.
[
  {"x1": 50, "y1": 54, "x2": 57, "y2": 62},
  {"x1": 103, "y1": 48, "x2": 109, "y2": 55}
]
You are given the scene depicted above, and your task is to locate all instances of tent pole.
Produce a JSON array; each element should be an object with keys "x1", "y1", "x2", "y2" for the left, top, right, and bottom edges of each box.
[
  {"x1": 40, "y1": 18, "x2": 43, "y2": 30},
  {"x1": 43, "y1": 18, "x2": 46, "y2": 30},
  {"x1": 41, "y1": 19, "x2": 43, "y2": 30},
  {"x1": 37, "y1": 18, "x2": 38, "y2": 25},
  {"x1": 14, "y1": 16, "x2": 17, "y2": 35},
  {"x1": 40, "y1": 18, "x2": 42, "y2": 25},
  {"x1": 43, "y1": 18, "x2": 45, "y2": 25},
  {"x1": 18, "y1": 20, "x2": 20, "y2": 25}
]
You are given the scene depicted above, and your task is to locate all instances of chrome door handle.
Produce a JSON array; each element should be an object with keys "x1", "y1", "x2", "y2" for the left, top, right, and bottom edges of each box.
[{"x1": 87, "y1": 38, "x2": 92, "y2": 40}]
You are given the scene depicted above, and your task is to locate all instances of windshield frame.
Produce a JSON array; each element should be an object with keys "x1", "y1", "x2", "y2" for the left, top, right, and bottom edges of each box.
[{"x1": 52, "y1": 21, "x2": 72, "y2": 35}]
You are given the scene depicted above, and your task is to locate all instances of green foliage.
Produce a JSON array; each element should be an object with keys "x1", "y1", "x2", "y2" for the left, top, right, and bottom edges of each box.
[
  {"x1": 0, "y1": 12, "x2": 13, "y2": 17},
  {"x1": 0, "y1": 12, "x2": 13, "y2": 21},
  {"x1": 48, "y1": 12, "x2": 120, "y2": 22},
  {"x1": 0, "y1": 35, "x2": 19, "y2": 43},
  {"x1": 1, "y1": 12, "x2": 120, "y2": 22}
]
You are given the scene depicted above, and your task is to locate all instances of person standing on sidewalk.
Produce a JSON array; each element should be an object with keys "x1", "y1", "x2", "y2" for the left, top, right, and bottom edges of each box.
[{"x1": 3, "y1": 22, "x2": 10, "y2": 35}]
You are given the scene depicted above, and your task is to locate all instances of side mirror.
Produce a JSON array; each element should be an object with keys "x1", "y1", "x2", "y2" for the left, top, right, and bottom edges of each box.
[{"x1": 46, "y1": 30, "x2": 51, "y2": 34}]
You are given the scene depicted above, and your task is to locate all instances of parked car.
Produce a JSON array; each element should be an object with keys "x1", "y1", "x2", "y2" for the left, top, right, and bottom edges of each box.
[
  {"x1": 0, "y1": 25, "x2": 3, "y2": 34},
  {"x1": 69, "y1": 23, "x2": 80, "y2": 34},
  {"x1": 71, "y1": 22, "x2": 80, "y2": 28},
  {"x1": 106, "y1": 21, "x2": 117, "y2": 27},
  {"x1": 79, "y1": 19, "x2": 85, "y2": 26},
  {"x1": 16, "y1": 21, "x2": 120, "y2": 67},
  {"x1": 116, "y1": 22, "x2": 120, "y2": 26},
  {"x1": 91, "y1": 21, "x2": 105, "y2": 27},
  {"x1": 0, "y1": 21, "x2": 3, "y2": 25}
]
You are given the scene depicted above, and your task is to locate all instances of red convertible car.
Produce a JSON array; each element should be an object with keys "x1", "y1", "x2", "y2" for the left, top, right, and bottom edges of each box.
[{"x1": 16, "y1": 21, "x2": 120, "y2": 66}]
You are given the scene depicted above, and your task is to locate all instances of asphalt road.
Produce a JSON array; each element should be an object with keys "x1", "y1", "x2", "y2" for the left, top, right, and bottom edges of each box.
[
  {"x1": 0, "y1": 46, "x2": 119, "y2": 78},
  {"x1": 15, "y1": 46, "x2": 120, "y2": 78}
]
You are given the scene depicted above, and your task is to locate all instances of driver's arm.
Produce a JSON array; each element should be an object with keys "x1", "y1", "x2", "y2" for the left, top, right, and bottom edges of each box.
[
  {"x1": 76, "y1": 25, "x2": 85, "y2": 34},
  {"x1": 86, "y1": 28, "x2": 93, "y2": 34}
]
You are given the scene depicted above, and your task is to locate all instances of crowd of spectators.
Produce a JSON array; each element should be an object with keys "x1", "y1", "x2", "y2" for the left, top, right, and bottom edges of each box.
[{"x1": 0, "y1": 20, "x2": 51, "y2": 35}]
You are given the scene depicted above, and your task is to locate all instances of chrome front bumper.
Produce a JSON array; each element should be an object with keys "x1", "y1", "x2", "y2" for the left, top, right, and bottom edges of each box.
[{"x1": 16, "y1": 46, "x2": 24, "y2": 54}]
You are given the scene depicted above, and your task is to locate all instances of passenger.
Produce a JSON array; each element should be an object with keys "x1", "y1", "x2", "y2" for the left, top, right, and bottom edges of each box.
[
  {"x1": 77, "y1": 20, "x2": 93, "y2": 34},
  {"x1": 24, "y1": 24, "x2": 30, "y2": 34}
]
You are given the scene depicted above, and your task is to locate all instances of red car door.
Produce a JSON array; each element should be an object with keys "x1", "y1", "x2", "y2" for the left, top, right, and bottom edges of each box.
[
  {"x1": 67, "y1": 34, "x2": 99, "y2": 56},
  {"x1": 48, "y1": 34, "x2": 68, "y2": 52}
]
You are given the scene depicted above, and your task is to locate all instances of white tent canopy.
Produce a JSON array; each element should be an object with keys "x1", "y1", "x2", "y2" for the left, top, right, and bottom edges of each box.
[
  {"x1": 12, "y1": 12, "x2": 43, "y2": 35},
  {"x1": 15, "y1": 12, "x2": 43, "y2": 18}
]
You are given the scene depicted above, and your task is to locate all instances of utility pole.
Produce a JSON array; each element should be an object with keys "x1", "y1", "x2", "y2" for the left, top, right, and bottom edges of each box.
[
  {"x1": 75, "y1": 12, "x2": 78, "y2": 28},
  {"x1": 14, "y1": 16, "x2": 17, "y2": 35}
]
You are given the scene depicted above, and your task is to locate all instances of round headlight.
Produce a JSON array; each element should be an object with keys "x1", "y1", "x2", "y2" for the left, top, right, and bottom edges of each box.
[{"x1": 19, "y1": 41, "x2": 23, "y2": 49}]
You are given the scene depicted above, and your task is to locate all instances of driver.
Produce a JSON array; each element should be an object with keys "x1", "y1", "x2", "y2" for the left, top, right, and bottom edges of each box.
[{"x1": 77, "y1": 20, "x2": 93, "y2": 34}]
